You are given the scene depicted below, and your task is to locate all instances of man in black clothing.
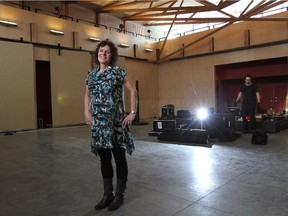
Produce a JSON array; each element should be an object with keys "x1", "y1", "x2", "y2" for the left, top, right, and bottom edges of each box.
[{"x1": 236, "y1": 74, "x2": 261, "y2": 133}]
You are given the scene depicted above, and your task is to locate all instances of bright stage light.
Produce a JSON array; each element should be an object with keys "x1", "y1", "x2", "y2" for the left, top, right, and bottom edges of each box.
[{"x1": 197, "y1": 108, "x2": 208, "y2": 120}]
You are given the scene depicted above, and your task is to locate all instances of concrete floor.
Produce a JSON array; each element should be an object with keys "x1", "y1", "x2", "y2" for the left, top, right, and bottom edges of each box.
[{"x1": 1, "y1": 119, "x2": 288, "y2": 216}]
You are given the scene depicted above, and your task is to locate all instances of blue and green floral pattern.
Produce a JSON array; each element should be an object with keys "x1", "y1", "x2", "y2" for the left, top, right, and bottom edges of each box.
[{"x1": 85, "y1": 66, "x2": 135, "y2": 155}]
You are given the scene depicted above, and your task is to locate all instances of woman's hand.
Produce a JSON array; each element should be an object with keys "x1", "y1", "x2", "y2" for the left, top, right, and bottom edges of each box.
[
  {"x1": 122, "y1": 113, "x2": 136, "y2": 128},
  {"x1": 85, "y1": 112, "x2": 92, "y2": 127},
  {"x1": 84, "y1": 86, "x2": 92, "y2": 127}
]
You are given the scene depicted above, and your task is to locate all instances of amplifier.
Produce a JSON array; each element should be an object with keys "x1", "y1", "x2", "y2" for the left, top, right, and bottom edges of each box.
[{"x1": 161, "y1": 104, "x2": 175, "y2": 118}]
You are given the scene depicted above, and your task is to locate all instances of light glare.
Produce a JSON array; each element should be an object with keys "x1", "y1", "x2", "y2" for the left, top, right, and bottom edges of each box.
[{"x1": 197, "y1": 108, "x2": 208, "y2": 120}]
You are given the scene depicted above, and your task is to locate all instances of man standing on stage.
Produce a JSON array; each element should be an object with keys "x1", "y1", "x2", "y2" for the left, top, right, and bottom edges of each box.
[{"x1": 236, "y1": 74, "x2": 261, "y2": 133}]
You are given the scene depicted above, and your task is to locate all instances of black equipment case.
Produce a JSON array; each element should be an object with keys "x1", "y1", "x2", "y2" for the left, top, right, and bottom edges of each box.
[
  {"x1": 152, "y1": 120, "x2": 176, "y2": 132},
  {"x1": 158, "y1": 129, "x2": 209, "y2": 144}
]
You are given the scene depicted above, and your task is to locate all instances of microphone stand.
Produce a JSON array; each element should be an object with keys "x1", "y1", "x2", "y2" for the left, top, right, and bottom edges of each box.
[{"x1": 132, "y1": 80, "x2": 148, "y2": 125}]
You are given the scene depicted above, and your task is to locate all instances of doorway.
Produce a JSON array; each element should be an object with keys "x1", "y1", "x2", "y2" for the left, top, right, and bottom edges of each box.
[
  {"x1": 36, "y1": 60, "x2": 52, "y2": 128},
  {"x1": 257, "y1": 76, "x2": 288, "y2": 114}
]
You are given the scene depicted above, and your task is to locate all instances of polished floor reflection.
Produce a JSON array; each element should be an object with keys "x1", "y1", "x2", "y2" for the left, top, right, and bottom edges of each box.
[{"x1": 1, "y1": 120, "x2": 288, "y2": 216}]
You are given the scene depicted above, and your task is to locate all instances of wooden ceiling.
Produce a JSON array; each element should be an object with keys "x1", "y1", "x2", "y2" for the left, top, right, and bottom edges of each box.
[
  {"x1": 72, "y1": 0, "x2": 288, "y2": 62},
  {"x1": 76, "y1": 1, "x2": 288, "y2": 27}
]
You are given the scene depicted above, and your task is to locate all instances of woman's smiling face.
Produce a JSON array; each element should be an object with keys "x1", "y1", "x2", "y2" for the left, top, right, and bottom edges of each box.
[{"x1": 98, "y1": 45, "x2": 111, "y2": 65}]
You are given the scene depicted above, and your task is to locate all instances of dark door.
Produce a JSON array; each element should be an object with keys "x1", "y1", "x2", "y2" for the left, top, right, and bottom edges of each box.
[
  {"x1": 258, "y1": 76, "x2": 288, "y2": 114},
  {"x1": 36, "y1": 60, "x2": 52, "y2": 128}
]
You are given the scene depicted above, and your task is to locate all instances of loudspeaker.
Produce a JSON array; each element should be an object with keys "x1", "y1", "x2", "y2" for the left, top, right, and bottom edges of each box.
[
  {"x1": 252, "y1": 130, "x2": 268, "y2": 145},
  {"x1": 161, "y1": 104, "x2": 175, "y2": 118},
  {"x1": 223, "y1": 113, "x2": 236, "y2": 129},
  {"x1": 206, "y1": 114, "x2": 237, "y2": 139}
]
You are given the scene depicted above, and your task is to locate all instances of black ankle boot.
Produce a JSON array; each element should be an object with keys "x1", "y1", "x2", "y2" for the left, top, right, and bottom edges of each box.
[
  {"x1": 107, "y1": 179, "x2": 126, "y2": 211},
  {"x1": 95, "y1": 178, "x2": 114, "y2": 210}
]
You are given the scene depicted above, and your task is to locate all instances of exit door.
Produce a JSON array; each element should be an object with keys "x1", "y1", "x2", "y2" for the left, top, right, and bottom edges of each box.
[
  {"x1": 258, "y1": 76, "x2": 288, "y2": 114},
  {"x1": 36, "y1": 60, "x2": 52, "y2": 128}
]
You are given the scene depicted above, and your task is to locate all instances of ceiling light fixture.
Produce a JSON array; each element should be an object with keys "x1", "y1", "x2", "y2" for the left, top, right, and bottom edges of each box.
[
  {"x1": 50, "y1": 29, "x2": 64, "y2": 35},
  {"x1": 89, "y1": 37, "x2": 100, "y2": 42},
  {"x1": 144, "y1": 48, "x2": 153, "y2": 52},
  {"x1": 0, "y1": 20, "x2": 18, "y2": 27},
  {"x1": 119, "y1": 43, "x2": 129, "y2": 48}
]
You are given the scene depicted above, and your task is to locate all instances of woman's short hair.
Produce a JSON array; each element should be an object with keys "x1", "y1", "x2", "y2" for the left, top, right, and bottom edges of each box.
[{"x1": 94, "y1": 40, "x2": 118, "y2": 67}]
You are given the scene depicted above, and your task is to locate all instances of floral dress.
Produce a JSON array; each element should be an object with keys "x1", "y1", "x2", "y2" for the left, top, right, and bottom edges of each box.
[{"x1": 85, "y1": 66, "x2": 135, "y2": 155}]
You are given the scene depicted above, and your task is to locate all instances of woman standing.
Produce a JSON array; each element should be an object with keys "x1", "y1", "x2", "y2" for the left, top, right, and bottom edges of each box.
[{"x1": 84, "y1": 40, "x2": 136, "y2": 211}]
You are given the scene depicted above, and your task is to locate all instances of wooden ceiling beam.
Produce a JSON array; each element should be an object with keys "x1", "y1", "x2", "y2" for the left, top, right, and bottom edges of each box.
[
  {"x1": 216, "y1": 0, "x2": 239, "y2": 19},
  {"x1": 162, "y1": 1, "x2": 178, "y2": 14},
  {"x1": 195, "y1": 0, "x2": 254, "y2": 20},
  {"x1": 249, "y1": 1, "x2": 285, "y2": 17},
  {"x1": 244, "y1": 17, "x2": 288, "y2": 21},
  {"x1": 100, "y1": 1, "x2": 153, "y2": 10},
  {"x1": 158, "y1": 0, "x2": 185, "y2": 60},
  {"x1": 74, "y1": 0, "x2": 287, "y2": 63},
  {"x1": 137, "y1": 16, "x2": 288, "y2": 22},
  {"x1": 196, "y1": 0, "x2": 238, "y2": 10},
  {"x1": 217, "y1": 0, "x2": 240, "y2": 9},
  {"x1": 95, "y1": 6, "x2": 215, "y2": 13},
  {"x1": 243, "y1": 0, "x2": 275, "y2": 17},
  {"x1": 239, "y1": 0, "x2": 254, "y2": 17},
  {"x1": 94, "y1": 1, "x2": 122, "y2": 10},
  {"x1": 123, "y1": 10, "x2": 203, "y2": 19},
  {"x1": 125, "y1": 17, "x2": 238, "y2": 22},
  {"x1": 122, "y1": 1, "x2": 175, "y2": 19},
  {"x1": 158, "y1": 21, "x2": 234, "y2": 62},
  {"x1": 144, "y1": 21, "x2": 211, "y2": 26},
  {"x1": 196, "y1": 0, "x2": 235, "y2": 19},
  {"x1": 123, "y1": 5, "x2": 226, "y2": 20},
  {"x1": 196, "y1": 0, "x2": 217, "y2": 8}
]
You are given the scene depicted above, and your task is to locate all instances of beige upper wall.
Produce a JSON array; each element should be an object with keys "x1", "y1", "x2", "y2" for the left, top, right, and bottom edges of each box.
[
  {"x1": 0, "y1": 4, "x2": 157, "y2": 62},
  {"x1": 157, "y1": 12, "x2": 288, "y2": 61},
  {"x1": 1, "y1": 4, "x2": 287, "y2": 62},
  {"x1": 0, "y1": 4, "x2": 31, "y2": 41}
]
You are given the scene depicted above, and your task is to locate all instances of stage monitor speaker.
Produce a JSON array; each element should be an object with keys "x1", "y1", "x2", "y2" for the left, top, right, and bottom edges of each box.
[{"x1": 251, "y1": 130, "x2": 268, "y2": 145}]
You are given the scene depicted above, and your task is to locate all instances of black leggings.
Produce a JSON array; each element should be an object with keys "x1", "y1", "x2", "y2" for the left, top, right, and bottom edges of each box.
[{"x1": 97, "y1": 148, "x2": 128, "y2": 180}]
